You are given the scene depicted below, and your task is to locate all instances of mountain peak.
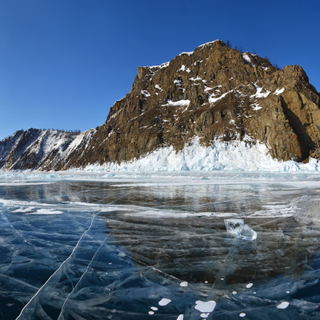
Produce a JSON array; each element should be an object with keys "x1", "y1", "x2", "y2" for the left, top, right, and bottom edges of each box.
[{"x1": 1, "y1": 42, "x2": 320, "y2": 171}]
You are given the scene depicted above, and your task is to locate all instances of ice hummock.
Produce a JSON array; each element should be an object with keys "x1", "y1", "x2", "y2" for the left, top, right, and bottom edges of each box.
[
  {"x1": 237, "y1": 224, "x2": 257, "y2": 240},
  {"x1": 224, "y1": 219, "x2": 244, "y2": 237},
  {"x1": 225, "y1": 219, "x2": 257, "y2": 240},
  {"x1": 78, "y1": 137, "x2": 320, "y2": 173}
]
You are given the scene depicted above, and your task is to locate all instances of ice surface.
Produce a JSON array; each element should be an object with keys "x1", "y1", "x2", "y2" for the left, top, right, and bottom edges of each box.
[{"x1": 0, "y1": 172, "x2": 319, "y2": 319}]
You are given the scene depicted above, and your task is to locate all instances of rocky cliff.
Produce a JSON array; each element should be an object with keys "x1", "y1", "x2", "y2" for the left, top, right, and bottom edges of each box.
[{"x1": 1, "y1": 40, "x2": 320, "y2": 171}]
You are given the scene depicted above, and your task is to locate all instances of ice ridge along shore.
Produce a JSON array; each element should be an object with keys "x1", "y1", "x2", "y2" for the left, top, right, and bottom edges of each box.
[{"x1": 75, "y1": 138, "x2": 320, "y2": 173}]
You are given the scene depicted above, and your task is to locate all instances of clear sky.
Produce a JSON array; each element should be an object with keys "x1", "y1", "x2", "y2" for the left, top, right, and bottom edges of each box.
[{"x1": 0, "y1": 0, "x2": 319, "y2": 140}]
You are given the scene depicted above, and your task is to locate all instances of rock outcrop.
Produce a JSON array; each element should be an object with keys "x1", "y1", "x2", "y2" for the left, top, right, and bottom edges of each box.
[
  {"x1": 1, "y1": 40, "x2": 320, "y2": 170},
  {"x1": 68, "y1": 40, "x2": 320, "y2": 168}
]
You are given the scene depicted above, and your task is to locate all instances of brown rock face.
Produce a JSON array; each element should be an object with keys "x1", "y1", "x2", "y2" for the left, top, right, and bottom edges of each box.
[
  {"x1": 59, "y1": 40, "x2": 319, "y2": 169},
  {"x1": 1, "y1": 40, "x2": 320, "y2": 171}
]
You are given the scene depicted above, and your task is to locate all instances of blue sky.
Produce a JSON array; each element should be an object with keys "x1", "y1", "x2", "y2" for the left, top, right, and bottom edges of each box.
[{"x1": 0, "y1": 0, "x2": 319, "y2": 140}]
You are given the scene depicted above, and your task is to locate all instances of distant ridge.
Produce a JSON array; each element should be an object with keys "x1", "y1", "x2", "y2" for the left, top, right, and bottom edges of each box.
[
  {"x1": 0, "y1": 128, "x2": 95, "y2": 170},
  {"x1": 1, "y1": 40, "x2": 320, "y2": 171}
]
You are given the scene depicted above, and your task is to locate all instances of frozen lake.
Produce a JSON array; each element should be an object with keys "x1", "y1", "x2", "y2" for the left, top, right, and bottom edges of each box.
[{"x1": 1, "y1": 171, "x2": 320, "y2": 319}]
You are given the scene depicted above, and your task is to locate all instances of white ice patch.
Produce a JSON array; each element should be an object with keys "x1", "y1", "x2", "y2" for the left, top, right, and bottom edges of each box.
[
  {"x1": 209, "y1": 90, "x2": 233, "y2": 104},
  {"x1": 198, "y1": 40, "x2": 220, "y2": 49},
  {"x1": 179, "y1": 51, "x2": 194, "y2": 56},
  {"x1": 252, "y1": 103, "x2": 262, "y2": 111},
  {"x1": 177, "y1": 65, "x2": 191, "y2": 72},
  {"x1": 239, "y1": 313, "x2": 246, "y2": 317},
  {"x1": 204, "y1": 87, "x2": 214, "y2": 92},
  {"x1": 149, "y1": 61, "x2": 170, "y2": 69},
  {"x1": 201, "y1": 313, "x2": 210, "y2": 318},
  {"x1": 189, "y1": 76, "x2": 203, "y2": 81},
  {"x1": 242, "y1": 53, "x2": 255, "y2": 67},
  {"x1": 277, "y1": 301, "x2": 289, "y2": 309},
  {"x1": 177, "y1": 315, "x2": 184, "y2": 320},
  {"x1": 251, "y1": 85, "x2": 270, "y2": 98},
  {"x1": 12, "y1": 207, "x2": 35, "y2": 213},
  {"x1": 194, "y1": 300, "x2": 216, "y2": 313},
  {"x1": 246, "y1": 283, "x2": 253, "y2": 288},
  {"x1": 141, "y1": 90, "x2": 151, "y2": 97},
  {"x1": 158, "y1": 298, "x2": 171, "y2": 306},
  {"x1": 0, "y1": 182, "x2": 52, "y2": 186},
  {"x1": 274, "y1": 88, "x2": 285, "y2": 95},
  {"x1": 122, "y1": 208, "x2": 235, "y2": 219},
  {"x1": 251, "y1": 203, "x2": 295, "y2": 218},
  {"x1": 180, "y1": 281, "x2": 188, "y2": 287},
  {"x1": 155, "y1": 84, "x2": 163, "y2": 91},
  {"x1": 162, "y1": 100, "x2": 190, "y2": 107},
  {"x1": 0, "y1": 198, "x2": 50, "y2": 208},
  {"x1": 32, "y1": 209, "x2": 63, "y2": 215}
]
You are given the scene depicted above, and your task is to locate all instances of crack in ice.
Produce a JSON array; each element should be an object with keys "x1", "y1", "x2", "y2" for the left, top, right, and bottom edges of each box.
[{"x1": 15, "y1": 191, "x2": 131, "y2": 320}]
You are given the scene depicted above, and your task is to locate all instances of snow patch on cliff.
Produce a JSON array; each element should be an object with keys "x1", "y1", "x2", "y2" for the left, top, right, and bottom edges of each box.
[{"x1": 81, "y1": 137, "x2": 320, "y2": 173}]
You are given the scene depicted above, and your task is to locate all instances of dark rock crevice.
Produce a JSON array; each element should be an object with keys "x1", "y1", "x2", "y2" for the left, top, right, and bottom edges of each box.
[{"x1": 280, "y1": 96, "x2": 315, "y2": 161}]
